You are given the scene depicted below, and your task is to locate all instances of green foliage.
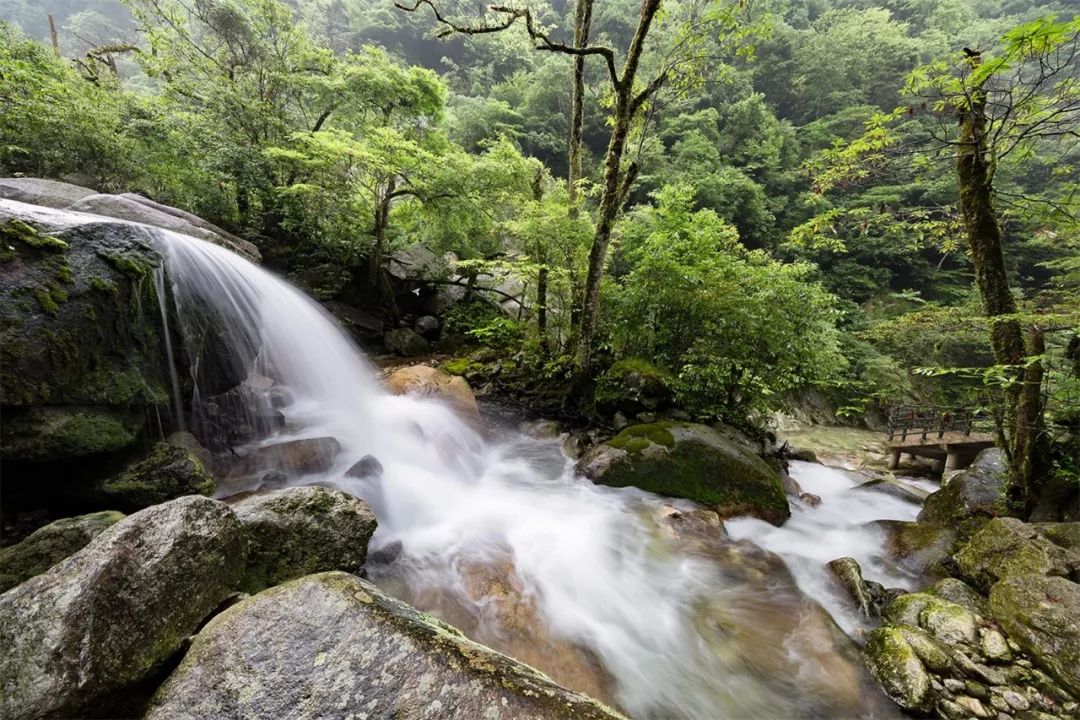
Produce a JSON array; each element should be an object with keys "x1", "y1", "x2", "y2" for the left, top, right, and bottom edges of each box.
[{"x1": 605, "y1": 185, "x2": 846, "y2": 421}]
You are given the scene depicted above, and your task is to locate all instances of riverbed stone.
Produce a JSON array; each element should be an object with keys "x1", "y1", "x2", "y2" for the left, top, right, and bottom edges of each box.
[
  {"x1": 577, "y1": 422, "x2": 789, "y2": 525},
  {"x1": 0, "y1": 510, "x2": 124, "y2": 592},
  {"x1": 97, "y1": 440, "x2": 215, "y2": 510},
  {"x1": 0, "y1": 496, "x2": 246, "y2": 719},
  {"x1": 918, "y1": 448, "x2": 1008, "y2": 527},
  {"x1": 146, "y1": 571, "x2": 626, "y2": 720},
  {"x1": 384, "y1": 327, "x2": 431, "y2": 356},
  {"x1": 954, "y1": 517, "x2": 1080, "y2": 591},
  {"x1": 919, "y1": 596, "x2": 978, "y2": 646},
  {"x1": 875, "y1": 519, "x2": 958, "y2": 578},
  {"x1": 233, "y1": 436, "x2": 341, "y2": 477},
  {"x1": 827, "y1": 556, "x2": 878, "y2": 617},
  {"x1": 930, "y1": 577, "x2": 989, "y2": 616},
  {"x1": 864, "y1": 626, "x2": 935, "y2": 714},
  {"x1": 989, "y1": 574, "x2": 1080, "y2": 696},
  {"x1": 385, "y1": 364, "x2": 481, "y2": 424},
  {"x1": 231, "y1": 486, "x2": 377, "y2": 591}
]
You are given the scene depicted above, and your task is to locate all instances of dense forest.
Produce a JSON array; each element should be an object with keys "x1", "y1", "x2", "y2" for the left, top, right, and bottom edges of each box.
[{"x1": 2, "y1": 2, "x2": 1080, "y2": 719}]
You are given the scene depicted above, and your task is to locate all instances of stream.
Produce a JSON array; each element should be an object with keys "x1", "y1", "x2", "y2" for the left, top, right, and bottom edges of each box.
[{"x1": 151, "y1": 226, "x2": 921, "y2": 718}]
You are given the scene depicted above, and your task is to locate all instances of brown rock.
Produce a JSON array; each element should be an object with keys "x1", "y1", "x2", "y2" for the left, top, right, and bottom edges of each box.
[{"x1": 385, "y1": 365, "x2": 481, "y2": 425}]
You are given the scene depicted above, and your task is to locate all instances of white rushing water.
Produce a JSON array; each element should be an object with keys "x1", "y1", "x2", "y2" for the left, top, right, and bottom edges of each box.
[{"x1": 149, "y1": 228, "x2": 911, "y2": 719}]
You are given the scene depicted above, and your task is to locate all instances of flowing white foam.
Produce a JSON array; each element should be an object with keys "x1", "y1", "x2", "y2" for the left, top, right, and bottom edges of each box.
[
  {"x1": 147, "y1": 227, "x2": 904, "y2": 719},
  {"x1": 727, "y1": 461, "x2": 922, "y2": 635}
]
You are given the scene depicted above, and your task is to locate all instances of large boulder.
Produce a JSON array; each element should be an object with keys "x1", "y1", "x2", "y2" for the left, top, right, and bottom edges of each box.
[
  {"x1": 386, "y1": 364, "x2": 481, "y2": 425},
  {"x1": 0, "y1": 177, "x2": 97, "y2": 208},
  {"x1": 67, "y1": 193, "x2": 260, "y2": 262},
  {"x1": 954, "y1": 517, "x2": 1080, "y2": 591},
  {"x1": 874, "y1": 519, "x2": 958, "y2": 579},
  {"x1": 1, "y1": 201, "x2": 171, "y2": 463},
  {"x1": 0, "y1": 496, "x2": 246, "y2": 719},
  {"x1": 864, "y1": 626, "x2": 935, "y2": 714},
  {"x1": 989, "y1": 575, "x2": 1080, "y2": 696},
  {"x1": 918, "y1": 448, "x2": 1008, "y2": 527},
  {"x1": 593, "y1": 358, "x2": 672, "y2": 417},
  {"x1": 577, "y1": 422, "x2": 789, "y2": 525},
  {"x1": 146, "y1": 572, "x2": 626, "y2": 720},
  {"x1": 231, "y1": 486, "x2": 377, "y2": 591},
  {"x1": 96, "y1": 440, "x2": 216, "y2": 510},
  {"x1": 0, "y1": 510, "x2": 123, "y2": 592}
]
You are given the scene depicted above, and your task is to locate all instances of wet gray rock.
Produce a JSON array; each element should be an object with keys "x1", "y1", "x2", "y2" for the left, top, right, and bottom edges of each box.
[
  {"x1": 67, "y1": 193, "x2": 260, "y2": 262},
  {"x1": 0, "y1": 496, "x2": 245, "y2": 720},
  {"x1": 0, "y1": 177, "x2": 96, "y2": 208},
  {"x1": 828, "y1": 557, "x2": 878, "y2": 618},
  {"x1": 345, "y1": 454, "x2": 383, "y2": 478},
  {"x1": 415, "y1": 314, "x2": 440, "y2": 337},
  {"x1": 918, "y1": 448, "x2": 1008, "y2": 527},
  {"x1": 0, "y1": 510, "x2": 124, "y2": 592},
  {"x1": 231, "y1": 486, "x2": 377, "y2": 591},
  {"x1": 146, "y1": 572, "x2": 626, "y2": 720},
  {"x1": 96, "y1": 440, "x2": 216, "y2": 510}
]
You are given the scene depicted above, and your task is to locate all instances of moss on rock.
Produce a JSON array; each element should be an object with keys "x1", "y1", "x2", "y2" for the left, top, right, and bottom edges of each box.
[
  {"x1": 230, "y1": 486, "x2": 377, "y2": 592},
  {"x1": 0, "y1": 511, "x2": 124, "y2": 592},
  {"x1": 98, "y1": 441, "x2": 215, "y2": 510},
  {"x1": 864, "y1": 626, "x2": 934, "y2": 714},
  {"x1": 578, "y1": 422, "x2": 789, "y2": 525},
  {"x1": 954, "y1": 517, "x2": 1080, "y2": 592}
]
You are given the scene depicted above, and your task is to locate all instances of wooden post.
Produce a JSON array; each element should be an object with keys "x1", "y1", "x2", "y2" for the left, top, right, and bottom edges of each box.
[
  {"x1": 888, "y1": 449, "x2": 901, "y2": 470},
  {"x1": 48, "y1": 14, "x2": 60, "y2": 57}
]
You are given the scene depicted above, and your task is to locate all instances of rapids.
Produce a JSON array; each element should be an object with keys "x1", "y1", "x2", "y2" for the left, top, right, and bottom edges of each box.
[{"x1": 149, "y1": 227, "x2": 915, "y2": 718}]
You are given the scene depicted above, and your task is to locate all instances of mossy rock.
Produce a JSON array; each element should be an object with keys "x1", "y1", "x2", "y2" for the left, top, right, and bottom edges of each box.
[
  {"x1": 593, "y1": 358, "x2": 673, "y2": 416},
  {"x1": 1, "y1": 202, "x2": 173, "y2": 464},
  {"x1": 874, "y1": 519, "x2": 958, "y2": 579},
  {"x1": 231, "y1": 486, "x2": 377, "y2": 592},
  {"x1": 0, "y1": 510, "x2": 124, "y2": 592},
  {"x1": 97, "y1": 441, "x2": 215, "y2": 510},
  {"x1": 864, "y1": 626, "x2": 934, "y2": 714},
  {"x1": 577, "y1": 422, "x2": 789, "y2": 525},
  {"x1": 146, "y1": 572, "x2": 626, "y2": 720},
  {"x1": 989, "y1": 574, "x2": 1080, "y2": 697},
  {"x1": 953, "y1": 517, "x2": 1080, "y2": 592}
]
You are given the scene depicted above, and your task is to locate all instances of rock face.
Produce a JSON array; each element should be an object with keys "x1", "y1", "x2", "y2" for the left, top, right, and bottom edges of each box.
[
  {"x1": 385, "y1": 326, "x2": 432, "y2": 356},
  {"x1": 97, "y1": 440, "x2": 216, "y2": 510},
  {"x1": 1, "y1": 201, "x2": 171, "y2": 462},
  {"x1": 0, "y1": 510, "x2": 123, "y2": 592},
  {"x1": 147, "y1": 572, "x2": 625, "y2": 720},
  {"x1": 0, "y1": 496, "x2": 246, "y2": 720},
  {"x1": 954, "y1": 517, "x2": 1080, "y2": 591},
  {"x1": 990, "y1": 575, "x2": 1080, "y2": 696},
  {"x1": 577, "y1": 422, "x2": 789, "y2": 525},
  {"x1": 386, "y1": 364, "x2": 482, "y2": 425},
  {"x1": 918, "y1": 448, "x2": 1008, "y2": 527},
  {"x1": 231, "y1": 486, "x2": 377, "y2": 591},
  {"x1": 0, "y1": 177, "x2": 96, "y2": 208}
]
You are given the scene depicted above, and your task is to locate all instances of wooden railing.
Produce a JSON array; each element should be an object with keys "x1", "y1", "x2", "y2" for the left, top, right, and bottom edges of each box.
[{"x1": 886, "y1": 404, "x2": 985, "y2": 443}]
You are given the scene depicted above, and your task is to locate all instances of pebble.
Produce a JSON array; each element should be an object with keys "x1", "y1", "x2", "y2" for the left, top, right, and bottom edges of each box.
[
  {"x1": 989, "y1": 694, "x2": 1011, "y2": 713},
  {"x1": 945, "y1": 678, "x2": 967, "y2": 692},
  {"x1": 956, "y1": 695, "x2": 992, "y2": 718},
  {"x1": 1001, "y1": 690, "x2": 1030, "y2": 711},
  {"x1": 965, "y1": 680, "x2": 990, "y2": 700},
  {"x1": 979, "y1": 628, "x2": 1012, "y2": 662}
]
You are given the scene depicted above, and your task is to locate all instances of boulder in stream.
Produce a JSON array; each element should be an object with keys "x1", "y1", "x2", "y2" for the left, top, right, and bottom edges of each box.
[
  {"x1": 577, "y1": 422, "x2": 789, "y2": 525},
  {"x1": 918, "y1": 448, "x2": 1008, "y2": 528},
  {"x1": 384, "y1": 327, "x2": 431, "y2": 356},
  {"x1": 146, "y1": 572, "x2": 626, "y2": 720},
  {"x1": 0, "y1": 496, "x2": 246, "y2": 720},
  {"x1": 386, "y1": 364, "x2": 482, "y2": 425},
  {"x1": 231, "y1": 486, "x2": 377, "y2": 591}
]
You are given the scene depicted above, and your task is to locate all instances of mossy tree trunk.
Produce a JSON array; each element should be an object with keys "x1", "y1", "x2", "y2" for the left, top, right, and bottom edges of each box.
[{"x1": 955, "y1": 61, "x2": 1043, "y2": 514}]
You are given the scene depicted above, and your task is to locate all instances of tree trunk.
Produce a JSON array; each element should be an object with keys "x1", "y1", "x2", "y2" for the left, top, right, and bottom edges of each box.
[
  {"x1": 567, "y1": 0, "x2": 593, "y2": 217},
  {"x1": 955, "y1": 59, "x2": 1038, "y2": 514},
  {"x1": 532, "y1": 168, "x2": 550, "y2": 354},
  {"x1": 369, "y1": 180, "x2": 396, "y2": 317},
  {"x1": 573, "y1": 0, "x2": 663, "y2": 382}
]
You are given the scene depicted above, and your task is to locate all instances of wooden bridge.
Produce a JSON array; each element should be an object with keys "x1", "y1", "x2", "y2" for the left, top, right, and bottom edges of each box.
[{"x1": 886, "y1": 405, "x2": 996, "y2": 474}]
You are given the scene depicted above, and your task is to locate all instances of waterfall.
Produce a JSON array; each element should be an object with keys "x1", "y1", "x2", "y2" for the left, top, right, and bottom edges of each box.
[{"x1": 149, "y1": 227, "x2": 910, "y2": 719}]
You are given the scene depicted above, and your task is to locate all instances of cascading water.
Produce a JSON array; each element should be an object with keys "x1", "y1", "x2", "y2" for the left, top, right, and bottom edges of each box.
[{"x1": 151, "y1": 227, "x2": 914, "y2": 719}]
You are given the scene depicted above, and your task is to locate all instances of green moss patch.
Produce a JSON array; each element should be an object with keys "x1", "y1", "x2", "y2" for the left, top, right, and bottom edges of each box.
[{"x1": 0, "y1": 219, "x2": 68, "y2": 251}]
